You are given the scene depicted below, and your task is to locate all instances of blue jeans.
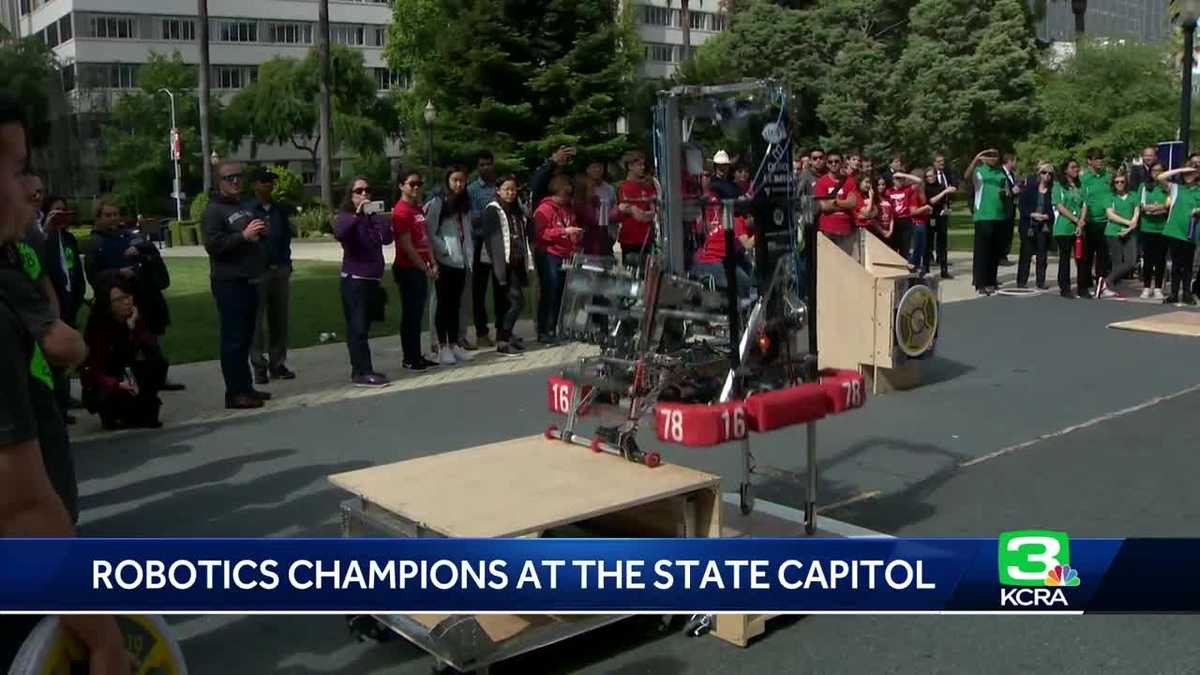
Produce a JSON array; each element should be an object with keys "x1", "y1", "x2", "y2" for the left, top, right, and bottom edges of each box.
[
  {"x1": 340, "y1": 276, "x2": 377, "y2": 377},
  {"x1": 211, "y1": 279, "x2": 259, "y2": 396},
  {"x1": 393, "y1": 266, "x2": 427, "y2": 363},
  {"x1": 692, "y1": 261, "x2": 752, "y2": 298},
  {"x1": 535, "y1": 251, "x2": 566, "y2": 336},
  {"x1": 909, "y1": 223, "x2": 928, "y2": 271}
]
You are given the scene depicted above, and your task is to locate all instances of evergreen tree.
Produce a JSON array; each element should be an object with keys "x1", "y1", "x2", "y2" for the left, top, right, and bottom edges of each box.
[{"x1": 967, "y1": 0, "x2": 1040, "y2": 158}]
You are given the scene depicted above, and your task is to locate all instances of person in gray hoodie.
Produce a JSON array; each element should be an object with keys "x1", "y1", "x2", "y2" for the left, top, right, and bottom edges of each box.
[
  {"x1": 481, "y1": 175, "x2": 534, "y2": 356},
  {"x1": 425, "y1": 165, "x2": 474, "y2": 365}
]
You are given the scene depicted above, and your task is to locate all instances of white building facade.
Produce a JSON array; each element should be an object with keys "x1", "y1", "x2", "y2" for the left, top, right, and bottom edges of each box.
[
  {"x1": 626, "y1": 0, "x2": 728, "y2": 80},
  {"x1": 3, "y1": 0, "x2": 407, "y2": 194}
]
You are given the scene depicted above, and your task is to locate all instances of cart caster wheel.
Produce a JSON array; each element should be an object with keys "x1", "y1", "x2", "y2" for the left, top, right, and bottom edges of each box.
[
  {"x1": 683, "y1": 613, "x2": 713, "y2": 638},
  {"x1": 644, "y1": 451, "x2": 662, "y2": 468},
  {"x1": 347, "y1": 615, "x2": 393, "y2": 643},
  {"x1": 739, "y1": 483, "x2": 755, "y2": 515},
  {"x1": 544, "y1": 425, "x2": 558, "y2": 440},
  {"x1": 590, "y1": 438, "x2": 603, "y2": 453}
]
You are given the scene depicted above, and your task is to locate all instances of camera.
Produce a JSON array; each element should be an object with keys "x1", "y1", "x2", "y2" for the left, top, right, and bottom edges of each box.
[{"x1": 363, "y1": 200, "x2": 385, "y2": 216}]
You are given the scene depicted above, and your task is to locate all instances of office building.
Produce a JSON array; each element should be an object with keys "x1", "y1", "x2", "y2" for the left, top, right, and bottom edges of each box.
[
  {"x1": 626, "y1": 0, "x2": 728, "y2": 80},
  {"x1": 1030, "y1": 0, "x2": 1170, "y2": 45}
]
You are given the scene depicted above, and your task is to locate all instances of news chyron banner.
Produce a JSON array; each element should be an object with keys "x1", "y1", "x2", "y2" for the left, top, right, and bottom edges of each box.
[{"x1": 0, "y1": 534, "x2": 1194, "y2": 614}]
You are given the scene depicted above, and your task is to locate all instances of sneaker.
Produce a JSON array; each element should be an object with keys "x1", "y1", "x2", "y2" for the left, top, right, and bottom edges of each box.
[
  {"x1": 1154, "y1": 288, "x2": 1165, "y2": 300},
  {"x1": 1060, "y1": 290, "x2": 1076, "y2": 299},
  {"x1": 352, "y1": 374, "x2": 390, "y2": 388},
  {"x1": 402, "y1": 360, "x2": 428, "y2": 372},
  {"x1": 476, "y1": 334, "x2": 495, "y2": 348},
  {"x1": 1100, "y1": 288, "x2": 1120, "y2": 299},
  {"x1": 451, "y1": 345, "x2": 474, "y2": 363},
  {"x1": 495, "y1": 342, "x2": 523, "y2": 357},
  {"x1": 511, "y1": 338, "x2": 527, "y2": 352},
  {"x1": 421, "y1": 357, "x2": 440, "y2": 368},
  {"x1": 940, "y1": 271, "x2": 954, "y2": 280},
  {"x1": 270, "y1": 365, "x2": 296, "y2": 380},
  {"x1": 1140, "y1": 288, "x2": 1153, "y2": 299},
  {"x1": 249, "y1": 389, "x2": 272, "y2": 401},
  {"x1": 438, "y1": 347, "x2": 457, "y2": 366},
  {"x1": 1184, "y1": 293, "x2": 1198, "y2": 306},
  {"x1": 225, "y1": 394, "x2": 265, "y2": 410},
  {"x1": 1164, "y1": 294, "x2": 1179, "y2": 305},
  {"x1": 457, "y1": 337, "x2": 478, "y2": 352}
]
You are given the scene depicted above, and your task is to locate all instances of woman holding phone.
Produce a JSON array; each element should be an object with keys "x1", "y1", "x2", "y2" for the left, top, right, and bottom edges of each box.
[{"x1": 334, "y1": 175, "x2": 394, "y2": 387}]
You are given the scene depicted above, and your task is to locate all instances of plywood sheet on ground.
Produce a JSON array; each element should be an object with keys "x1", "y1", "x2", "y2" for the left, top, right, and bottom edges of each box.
[
  {"x1": 1109, "y1": 311, "x2": 1200, "y2": 337},
  {"x1": 328, "y1": 435, "x2": 720, "y2": 538}
]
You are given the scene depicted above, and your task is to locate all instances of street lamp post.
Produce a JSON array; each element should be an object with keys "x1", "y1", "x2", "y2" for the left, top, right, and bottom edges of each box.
[
  {"x1": 158, "y1": 88, "x2": 184, "y2": 223},
  {"x1": 1178, "y1": 2, "x2": 1200, "y2": 157},
  {"x1": 424, "y1": 100, "x2": 437, "y2": 169}
]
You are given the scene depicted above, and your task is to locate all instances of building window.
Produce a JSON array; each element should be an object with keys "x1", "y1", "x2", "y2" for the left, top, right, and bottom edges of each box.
[
  {"x1": 19, "y1": 0, "x2": 31, "y2": 16},
  {"x1": 216, "y1": 20, "x2": 258, "y2": 43},
  {"x1": 330, "y1": 24, "x2": 365, "y2": 46},
  {"x1": 371, "y1": 27, "x2": 386, "y2": 47},
  {"x1": 690, "y1": 11, "x2": 706, "y2": 31},
  {"x1": 89, "y1": 15, "x2": 138, "y2": 39},
  {"x1": 646, "y1": 43, "x2": 676, "y2": 64},
  {"x1": 59, "y1": 15, "x2": 73, "y2": 42},
  {"x1": 162, "y1": 18, "x2": 196, "y2": 41},
  {"x1": 61, "y1": 64, "x2": 76, "y2": 92},
  {"x1": 211, "y1": 65, "x2": 257, "y2": 89},
  {"x1": 79, "y1": 63, "x2": 140, "y2": 89},
  {"x1": 374, "y1": 68, "x2": 410, "y2": 91},
  {"x1": 267, "y1": 22, "x2": 312, "y2": 44},
  {"x1": 45, "y1": 22, "x2": 59, "y2": 47},
  {"x1": 712, "y1": 13, "x2": 727, "y2": 32},
  {"x1": 642, "y1": 6, "x2": 673, "y2": 27}
]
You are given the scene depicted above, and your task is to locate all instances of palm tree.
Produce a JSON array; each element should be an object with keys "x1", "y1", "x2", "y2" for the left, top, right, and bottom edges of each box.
[
  {"x1": 198, "y1": 0, "x2": 212, "y2": 195},
  {"x1": 317, "y1": 0, "x2": 332, "y2": 207}
]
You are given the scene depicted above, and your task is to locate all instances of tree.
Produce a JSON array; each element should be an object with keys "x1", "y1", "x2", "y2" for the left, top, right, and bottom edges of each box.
[
  {"x1": 1017, "y1": 41, "x2": 1178, "y2": 169},
  {"x1": 0, "y1": 37, "x2": 61, "y2": 149},
  {"x1": 226, "y1": 45, "x2": 391, "y2": 177},
  {"x1": 813, "y1": 0, "x2": 891, "y2": 154},
  {"x1": 392, "y1": 0, "x2": 641, "y2": 174},
  {"x1": 101, "y1": 53, "x2": 231, "y2": 214},
  {"x1": 966, "y1": 0, "x2": 1040, "y2": 157},
  {"x1": 198, "y1": 0, "x2": 213, "y2": 195},
  {"x1": 318, "y1": 0, "x2": 333, "y2": 206}
]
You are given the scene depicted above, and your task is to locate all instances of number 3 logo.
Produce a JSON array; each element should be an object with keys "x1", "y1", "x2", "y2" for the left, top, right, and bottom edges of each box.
[{"x1": 998, "y1": 530, "x2": 1071, "y2": 587}]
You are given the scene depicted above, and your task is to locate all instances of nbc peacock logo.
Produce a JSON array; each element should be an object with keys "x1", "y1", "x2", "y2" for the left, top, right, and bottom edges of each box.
[{"x1": 1045, "y1": 564, "x2": 1081, "y2": 587}]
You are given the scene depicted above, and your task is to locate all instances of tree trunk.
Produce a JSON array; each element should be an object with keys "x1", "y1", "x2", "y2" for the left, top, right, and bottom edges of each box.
[
  {"x1": 317, "y1": 0, "x2": 333, "y2": 207},
  {"x1": 1070, "y1": 0, "x2": 1087, "y2": 40},
  {"x1": 679, "y1": 1, "x2": 692, "y2": 68},
  {"x1": 198, "y1": 0, "x2": 212, "y2": 195}
]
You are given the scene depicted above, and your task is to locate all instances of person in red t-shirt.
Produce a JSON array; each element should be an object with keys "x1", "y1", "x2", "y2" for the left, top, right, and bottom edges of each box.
[
  {"x1": 692, "y1": 198, "x2": 753, "y2": 295},
  {"x1": 815, "y1": 152, "x2": 860, "y2": 255},
  {"x1": 391, "y1": 170, "x2": 438, "y2": 370},
  {"x1": 616, "y1": 151, "x2": 657, "y2": 266},
  {"x1": 886, "y1": 170, "x2": 931, "y2": 270}
]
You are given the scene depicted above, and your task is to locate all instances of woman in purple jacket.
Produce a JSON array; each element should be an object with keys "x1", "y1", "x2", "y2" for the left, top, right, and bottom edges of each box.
[{"x1": 334, "y1": 176, "x2": 394, "y2": 387}]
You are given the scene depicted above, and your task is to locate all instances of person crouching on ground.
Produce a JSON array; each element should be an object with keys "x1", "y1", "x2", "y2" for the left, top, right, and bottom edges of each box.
[
  {"x1": 482, "y1": 175, "x2": 534, "y2": 356},
  {"x1": 80, "y1": 272, "x2": 166, "y2": 430},
  {"x1": 334, "y1": 175, "x2": 393, "y2": 387},
  {"x1": 1098, "y1": 173, "x2": 1139, "y2": 299},
  {"x1": 533, "y1": 175, "x2": 582, "y2": 344},
  {"x1": 425, "y1": 165, "x2": 474, "y2": 366}
]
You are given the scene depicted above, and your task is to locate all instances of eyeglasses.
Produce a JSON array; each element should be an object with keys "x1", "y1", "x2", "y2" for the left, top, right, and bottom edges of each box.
[
  {"x1": 405, "y1": 181, "x2": 423, "y2": 188},
  {"x1": 221, "y1": 174, "x2": 243, "y2": 183},
  {"x1": 810, "y1": 154, "x2": 825, "y2": 161},
  {"x1": 1114, "y1": 180, "x2": 1126, "y2": 185},
  {"x1": 1039, "y1": 171, "x2": 1052, "y2": 176},
  {"x1": 353, "y1": 187, "x2": 371, "y2": 195}
]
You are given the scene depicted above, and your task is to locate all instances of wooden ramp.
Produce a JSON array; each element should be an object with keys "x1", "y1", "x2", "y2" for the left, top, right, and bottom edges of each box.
[{"x1": 1109, "y1": 311, "x2": 1200, "y2": 337}]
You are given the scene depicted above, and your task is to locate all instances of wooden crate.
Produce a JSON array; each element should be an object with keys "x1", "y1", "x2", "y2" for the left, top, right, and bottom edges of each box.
[{"x1": 329, "y1": 435, "x2": 722, "y2": 672}]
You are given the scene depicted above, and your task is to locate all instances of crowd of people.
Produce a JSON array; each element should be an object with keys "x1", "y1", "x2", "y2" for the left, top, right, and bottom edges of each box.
[{"x1": 795, "y1": 143, "x2": 1200, "y2": 304}]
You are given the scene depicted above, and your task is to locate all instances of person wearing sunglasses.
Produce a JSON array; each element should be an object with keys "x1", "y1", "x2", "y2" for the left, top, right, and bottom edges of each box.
[
  {"x1": 334, "y1": 176, "x2": 394, "y2": 386},
  {"x1": 1017, "y1": 163, "x2": 1054, "y2": 290},
  {"x1": 392, "y1": 170, "x2": 440, "y2": 370},
  {"x1": 1138, "y1": 163, "x2": 1169, "y2": 299},
  {"x1": 1098, "y1": 173, "x2": 1139, "y2": 299},
  {"x1": 202, "y1": 160, "x2": 271, "y2": 409}
]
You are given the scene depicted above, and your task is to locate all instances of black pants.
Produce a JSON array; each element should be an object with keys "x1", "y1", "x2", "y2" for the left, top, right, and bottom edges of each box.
[
  {"x1": 495, "y1": 266, "x2": 528, "y2": 342},
  {"x1": 1001, "y1": 218, "x2": 1016, "y2": 259},
  {"x1": 394, "y1": 266, "x2": 428, "y2": 364},
  {"x1": 1055, "y1": 235, "x2": 1075, "y2": 294},
  {"x1": 471, "y1": 239, "x2": 492, "y2": 337},
  {"x1": 211, "y1": 279, "x2": 259, "y2": 396},
  {"x1": 1169, "y1": 238, "x2": 1196, "y2": 298},
  {"x1": 435, "y1": 265, "x2": 467, "y2": 345},
  {"x1": 1078, "y1": 223, "x2": 1106, "y2": 294},
  {"x1": 535, "y1": 250, "x2": 566, "y2": 337},
  {"x1": 972, "y1": 220, "x2": 1006, "y2": 289},
  {"x1": 1105, "y1": 235, "x2": 1138, "y2": 289},
  {"x1": 1017, "y1": 227, "x2": 1050, "y2": 288},
  {"x1": 926, "y1": 213, "x2": 949, "y2": 273},
  {"x1": 890, "y1": 218, "x2": 912, "y2": 260},
  {"x1": 1141, "y1": 232, "x2": 1168, "y2": 289},
  {"x1": 85, "y1": 357, "x2": 166, "y2": 428},
  {"x1": 339, "y1": 276, "x2": 378, "y2": 378}
]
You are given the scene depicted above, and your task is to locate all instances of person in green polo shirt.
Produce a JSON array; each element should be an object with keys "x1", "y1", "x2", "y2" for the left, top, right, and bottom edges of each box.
[
  {"x1": 1080, "y1": 148, "x2": 1112, "y2": 297},
  {"x1": 1139, "y1": 163, "x2": 1169, "y2": 299},
  {"x1": 1099, "y1": 173, "x2": 1138, "y2": 298},
  {"x1": 964, "y1": 148, "x2": 1007, "y2": 295},
  {"x1": 1052, "y1": 158, "x2": 1087, "y2": 299},
  {"x1": 1155, "y1": 161, "x2": 1200, "y2": 305}
]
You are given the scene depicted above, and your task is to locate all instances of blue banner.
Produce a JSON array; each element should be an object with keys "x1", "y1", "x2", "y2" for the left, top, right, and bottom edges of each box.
[{"x1": 0, "y1": 535, "x2": 1182, "y2": 614}]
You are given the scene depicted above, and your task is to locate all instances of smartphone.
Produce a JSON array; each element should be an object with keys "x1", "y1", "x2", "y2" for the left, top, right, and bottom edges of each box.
[{"x1": 363, "y1": 200, "x2": 385, "y2": 215}]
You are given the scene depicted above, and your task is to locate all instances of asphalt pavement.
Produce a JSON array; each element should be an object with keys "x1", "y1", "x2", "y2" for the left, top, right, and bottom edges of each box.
[{"x1": 72, "y1": 290, "x2": 1200, "y2": 674}]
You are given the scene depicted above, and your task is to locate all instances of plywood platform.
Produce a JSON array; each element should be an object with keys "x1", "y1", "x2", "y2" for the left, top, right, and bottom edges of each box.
[
  {"x1": 1109, "y1": 311, "x2": 1200, "y2": 337},
  {"x1": 329, "y1": 435, "x2": 721, "y2": 538}
]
